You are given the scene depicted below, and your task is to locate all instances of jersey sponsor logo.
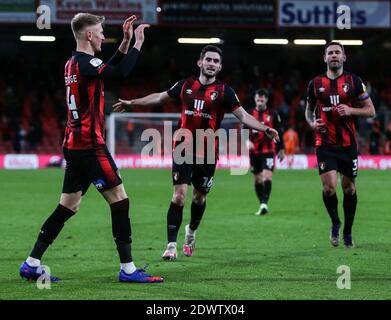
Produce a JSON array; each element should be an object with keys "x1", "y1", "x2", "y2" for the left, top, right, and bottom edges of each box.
[
  {"x1": 89, "y1": 58, "x2": 103, "y2": 67},
  {"x1": 330, "y1": 95, "x2": 340, "y2": 106},
  {"x1": 184, "y1": 109, "x2": 212, "y2": 119},
  {"x1": 193, "y1": 99, "x2": 205, "y2": 111},
  {"x1": 342, "y1": 83, "x2": 350, "y2": 93},
  {"x1": 210, "y1": 91, "x2": 218, "y2": 101}
]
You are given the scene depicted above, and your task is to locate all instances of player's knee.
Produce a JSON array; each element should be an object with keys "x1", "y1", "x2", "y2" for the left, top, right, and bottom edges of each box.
[
  {"x1": 343, "y1": 185, "x2": 356, "y2": 195},
  {"x1": 60, "y1": 196, "x2": 81, "y2": 213},
  {"x1": 323, "y1": 187, "x2": 336, "y2": 196},
  {"x1": 192, "y1": 192, "x2": 206, "y2": 205},
  {"x1": 172, "y1": 192, "x2": 186, "y2": 206},
  {"x1": 254, "y1": 174, "x2": 263, "y2": 184},
  {"x1": 61, "y1": 202, "x2": 80, "y2": 213}
]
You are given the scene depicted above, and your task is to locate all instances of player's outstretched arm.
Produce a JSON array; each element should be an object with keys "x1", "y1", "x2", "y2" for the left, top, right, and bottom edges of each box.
[
  {"x1": 112, "y1": 91, "x2": 174, "y2": 112},
  {"x1": 233, "y1": 107, "x2": 279, "y2": 142}
]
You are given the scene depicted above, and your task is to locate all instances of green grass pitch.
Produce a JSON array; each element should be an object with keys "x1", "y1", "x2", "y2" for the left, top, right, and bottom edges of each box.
[{"x1": 0, "y1": 168, "x2": 390, "y2": 300}]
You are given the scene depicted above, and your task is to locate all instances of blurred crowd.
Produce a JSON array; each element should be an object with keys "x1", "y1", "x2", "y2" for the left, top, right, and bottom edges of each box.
[{"x1": 1, "y1": 49, "x2": 391, "y2": 155}]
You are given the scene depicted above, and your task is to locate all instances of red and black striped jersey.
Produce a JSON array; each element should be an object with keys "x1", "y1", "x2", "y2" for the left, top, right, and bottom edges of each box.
[
  {"x1": 63, "y1": 49, "x2": 139, "y2": 150},
  {"x1": 168, "y1": 77, "x2": 241, "y2": 132},
  {"x1": 248, "y1": 108, "x2": 283, "y2": 154},
  {"x1": 307, "y1": 71, "x2": 369, "y2": 148},
  {"x1": 167, "y1": 77, "x2": 241, "y2": 158},
  {"x1": 63, "y1": 51, "x2": 106, "y2": 149}
]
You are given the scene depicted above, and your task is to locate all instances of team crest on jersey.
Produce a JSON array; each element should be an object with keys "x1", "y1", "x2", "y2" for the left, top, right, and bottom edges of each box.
[
  {"x1": 89, "y1": 58, "x2": 103, "y2": 67},
  {"x1": 319, "y1": 162, "x2": 326, "y2": 171},
  {"x1": 172, "y1": 171, "x2": 179, "y2": 181},
  {"x1": 186, "y1": 89, "x2": 193, "y2": 95},
  {"x1": 210, "y1": 91, "x2": 219, "y2": 101},
  {"x1": 342, "y1": 83, "x2": 350, "y2": 93}
]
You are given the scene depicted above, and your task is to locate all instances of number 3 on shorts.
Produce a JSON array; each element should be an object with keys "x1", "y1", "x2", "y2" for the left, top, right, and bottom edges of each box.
[
  {"x1": 352, "y1": 159, "x2": 358, "y2": 175},
  {"x1": 266, "y1": 158, "x2": 274, "y2": 169}
]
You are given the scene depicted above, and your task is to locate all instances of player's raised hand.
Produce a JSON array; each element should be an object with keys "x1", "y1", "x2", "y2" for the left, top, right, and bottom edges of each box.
[
  {"x1": 311, "y1": 118, "x2": 327, "y2": 133},
  {"x1": 337, "y1": 104, "x2": 353, "y2": 116},
  {"x1": 113, "y1": 99, "x2": 132, "y2": 113},
  {"x1": 134, "y1": 24, "x2": 150, "y2": 45},
  {"x1": 122, "y1": 15, "x2": 137, "y2": 42},
  {"x1": 265, "y1": 127, "x2": 280, "y2": 143}
]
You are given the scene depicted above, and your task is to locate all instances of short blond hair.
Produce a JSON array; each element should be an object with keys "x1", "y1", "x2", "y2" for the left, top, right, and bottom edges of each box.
[{"x1": 71, "y1": 13, "x2": 105, "y2": 38}]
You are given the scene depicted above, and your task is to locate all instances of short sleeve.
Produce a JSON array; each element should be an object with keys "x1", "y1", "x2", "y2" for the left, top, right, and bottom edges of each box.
[
  {"x1": 352, "y1": 74, "x2": 369, "y2": 101},
  {"x1": 223, "y1": 85, "x2": 241, "y2": 112},
  {"x1": 167, "y1": 80, "x2": 185, "y2": 101},
  {"x1": 306, "y1": 80, "x2": 317, "y2": 105}
]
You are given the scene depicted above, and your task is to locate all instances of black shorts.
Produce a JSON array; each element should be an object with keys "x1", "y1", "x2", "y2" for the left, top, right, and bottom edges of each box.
[
  {"x1": 250, "y1": 153, "x2": 275, "y2": 174},
  {"x1": 62, "y1": 145, "x2": 122, "y2": 195},
  {"x1": 316, "y1": 145, "x2": 358, "y2": 178},
  {"x1": 172, "y1": 159, "x2": 216, "y2": 194}
]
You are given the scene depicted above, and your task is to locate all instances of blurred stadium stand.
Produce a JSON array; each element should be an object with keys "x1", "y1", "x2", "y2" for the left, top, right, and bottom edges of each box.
[{"x1": 1, "y1": 0, "x2": 391, "y2": 155}]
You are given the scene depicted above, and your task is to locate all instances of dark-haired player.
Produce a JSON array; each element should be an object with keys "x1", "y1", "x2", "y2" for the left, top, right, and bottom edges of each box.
[
  {"x1": 305, "y1": 41, "x2": 375, "y2": 248},
  {"x1": 113, "y1": 45, "x2": 280, "y2": 260},
  {"x1": 246, "y1": 88, "x2": 285, "y2": 215}
]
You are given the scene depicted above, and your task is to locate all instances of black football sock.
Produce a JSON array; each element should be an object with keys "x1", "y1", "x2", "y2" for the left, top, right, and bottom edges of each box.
[
  {"x1": 261, "y1": 180, "x2": 272, "y2": 204},
  {"x1": 189, "y1": 201, "x2": 206, "y2": 231},
  {"x1": 322, "y1": 192, "x2": 341, "y2": 226},
  {"x1": 255, "y1": 183, "x2": 263, "y2": 203},
  {"x1": 343, "y1": 192, "x2": 357, "y2": 236},
  {"x1": 167, "y1": 202, "x2": 184, "y2": 243},
  {"x1": 31, "y1": 204, "x2": 76, "y2": 259},
  {"x1": 110, "y1": 198, "x2": 132, "y2": 263}
]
